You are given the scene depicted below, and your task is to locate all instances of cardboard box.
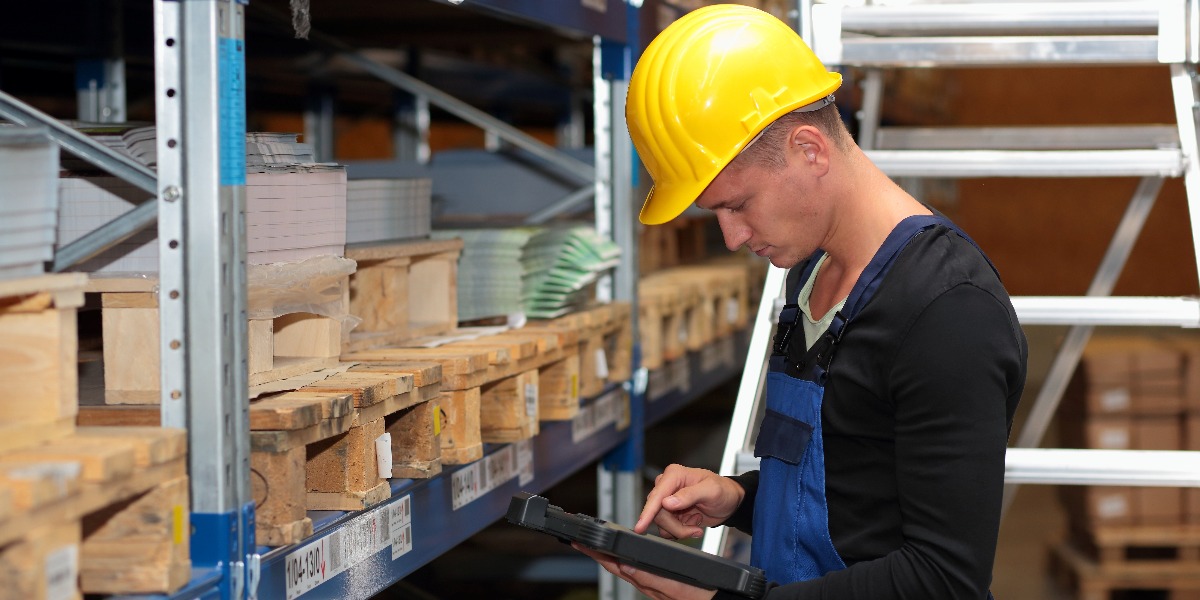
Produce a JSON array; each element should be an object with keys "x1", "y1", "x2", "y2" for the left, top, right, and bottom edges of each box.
[
  {"x1": 1187, "y1": 413, "x2": 1200, "y2": 524},
  {"x1": 1132, "y1": 416, "x2": 1183, "y2": 525},
  {"x1": 1059, "y1": 486, "x2": 1134, "y2": 528}
]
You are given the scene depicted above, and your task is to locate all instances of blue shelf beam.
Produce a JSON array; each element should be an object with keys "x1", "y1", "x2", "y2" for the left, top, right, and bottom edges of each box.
[{"x1": 448, "y1": 0, "x2": 628, "y2": 42}]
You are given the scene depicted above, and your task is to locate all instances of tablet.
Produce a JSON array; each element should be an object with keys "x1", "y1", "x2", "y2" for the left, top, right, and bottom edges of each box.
[{"x1": 506, "y1": 492, "x2": 766, "y2": 599}]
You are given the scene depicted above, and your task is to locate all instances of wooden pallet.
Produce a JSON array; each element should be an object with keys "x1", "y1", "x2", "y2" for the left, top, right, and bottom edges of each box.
[
  {"x1": 1072, "y1": 524, "x2": 1200, "y2": 567},
  {"x1": 638, "y1": 275, "x2": 702, "y2": 370},
  {"x1": 0, "y1": 427, "x2": 189, "y2": 595},
  {"x1": 344, "y1": 326, "x2": 571, "y2": 464},
  {"x1": 1049, "y1": 539, "x2": 1200, "y2": 600},
  {"x1": 527, "y1": 302, "x2": 633, "y2": 397},
  {"x1": 0, "y1": 273, "x2": 87, "y2": 455},
  {"x1": 90, "y1": 258, "x2": 355, "y2": 404},
  {"x1": 344, "y1": 237, "x2": 463, "y2": 352}
]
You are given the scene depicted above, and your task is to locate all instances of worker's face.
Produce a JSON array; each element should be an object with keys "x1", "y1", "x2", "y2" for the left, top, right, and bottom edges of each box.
[{"x1": 695, "y1": 152, "x2": 826, "y2": 269}]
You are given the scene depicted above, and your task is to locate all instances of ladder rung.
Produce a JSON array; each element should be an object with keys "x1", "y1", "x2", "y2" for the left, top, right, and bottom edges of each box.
[
  {"x1": 865, "y1": 149, "x2": 1185, "y2": 178},
  {"x1": 1012, "y1": 296, "x2": 1200, "y2": 327},
  {"x1": 737, "y1": 449, "x2": 1200, "y2": 487},
  {"x1": 826, "y1": 35, "x2": 1161, "y2": 67},
  {"x1": 1005, "y1": 448, "x2": 1200, "y2": 487},
  {"x1": 874, "y1": 126, "x2": 1180, "y2": 151},
  {"x1": 836, "y1": 2, "x2": 1161, "y2": 37}
]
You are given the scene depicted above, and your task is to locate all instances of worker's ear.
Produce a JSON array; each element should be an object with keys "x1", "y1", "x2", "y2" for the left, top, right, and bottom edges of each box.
[{"x1": 787, "y1": 126, "x2": 829, "y2": 173}]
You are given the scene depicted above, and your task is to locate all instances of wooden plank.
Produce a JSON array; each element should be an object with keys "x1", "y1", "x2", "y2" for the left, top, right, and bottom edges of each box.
[
  {"x1": 251, "y1": 445, "x2": 310, "y2": 547},
  {"x1": 306, "y1": 418, "x2": 392, "y2": 511},
  {"x1": 539, "y1": 354, "x2": 581, "y2": 421},
  {"x1": 344, "y1": 348, "x2": 490, "y2": 390},
  {"x1": 249, "y1": 356, "x2": 341, "y2": 387},
  {"x1": 249, "y1": 414, "x2": 354, "y2": 453},
  {"x1": 386, "y1": 399, "x2": 441, "y2": 479},
  {"x1": 274, "y1": 313, "x2": 341, "y2": 359},
  {"x1": 80, "y1": 476, "x2": 190, "y2": 594},
  {"x1": 0, "y1": 418, "x2": 75, "y2": 457},
  {"x1": 307, "y1": 480, "x2": 391, "y2": 512},
  {"x1": 438, "y1": 388, "x2": 481, "y2": 465},
  {"x1": 0, "y1": 461, "x2": 80, "y2": 513},
  {"x1": 77, "y1": 406, "x2": 160, "y2": 427},
  {"x1": 0, "y1": 273, "x2": 86, "y2": 311},
  {"x1": 102, "y1": 307, "x2": 159, "y2": 403},
  {"x1": 348, "y1": 361, "x2": 442, "y2": 387},
  {"x1": 349, "y1": 257, "x2": 410, "y2": 333},
  {"x1": 344, "y1": 237, "x2": 463, "y2": 261},
  {"x1": 480, "y1": 370, "x2": 539, "y2": 443},
  {"x1": 100, "y1": 292, "x2": 157, "y2": 309},
  {"x1": 2, "y1": 438, "x2": 136, "y2": 484},
  {"x1": 1, "y1": 306, "x2": 78, "y2": 424},
  {"x1": 73, "y1": 427, "x2": 186, "y2": 467},
  {"x1": 248, "y1": 319, "x2": 274, "y2": 374},
  {"x1": 247, "y1": 394, "x2": 327, "y2": 431},
  {"x1": 83, "y1": 276, "x2": 156, "y2": 294},
  {"x1": 303, "y1": 372, "x2": 411, "y2": 408}
]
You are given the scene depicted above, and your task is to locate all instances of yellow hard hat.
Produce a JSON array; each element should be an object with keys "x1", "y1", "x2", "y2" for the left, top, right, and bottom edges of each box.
[{"x1": 627, "y1": 4, "x2": 842, "y2": 225}]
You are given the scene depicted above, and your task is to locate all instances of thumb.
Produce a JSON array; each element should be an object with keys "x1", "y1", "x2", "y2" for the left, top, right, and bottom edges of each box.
[{"x1": 662, "y1": 483, "x2": 710, "y2": 512}]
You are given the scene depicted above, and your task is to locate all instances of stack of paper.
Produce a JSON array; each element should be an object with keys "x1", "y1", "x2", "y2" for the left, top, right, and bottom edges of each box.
[
  {"x1": 346, "y1": 178, "x2": 432, "y2": 244},
  {"x1": 246, "y1": 132, "x2": 315, "y2": 166},
  {"x1": 432, "y1": 225, "x2": 621, "y2": 321},
  {"x1": 58, "y1": 164, "x2": 347, "y2": 273},
  {"x1": 60, "y1": 122, "x2": 157, "y2": 170},
  {"x1": 0, "y1": 127, "x2": 60, "y2": 279},
  {"x1": 435, "y1": 228, "x2": 533, "y2": 321},
  {"x1": 245, "y1": 164, "x2": 347, "y2": 264},
  {"x1": 522, "y1": 226, "x2": 621, "y2": 318}
]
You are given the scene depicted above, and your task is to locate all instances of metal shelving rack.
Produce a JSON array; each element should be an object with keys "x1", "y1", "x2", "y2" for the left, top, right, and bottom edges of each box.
[{"x1": 0, "y1": 1, "x2": 761, "y2": 599}]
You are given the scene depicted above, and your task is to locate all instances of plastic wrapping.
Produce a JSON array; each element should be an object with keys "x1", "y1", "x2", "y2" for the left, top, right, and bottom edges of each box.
[{"x1": 246, "y1": 254, "x2": 361, "y2": 336}]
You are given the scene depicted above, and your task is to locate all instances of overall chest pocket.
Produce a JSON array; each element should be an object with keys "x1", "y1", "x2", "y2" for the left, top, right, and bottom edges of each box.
[{"x1": 753, "y1": 409, "x2": 814, "y2": 465}]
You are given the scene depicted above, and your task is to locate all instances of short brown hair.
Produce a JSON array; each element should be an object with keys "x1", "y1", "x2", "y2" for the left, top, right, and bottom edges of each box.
[{"x1": 732, "y1": 104, "x2": 852, "y2": 170}]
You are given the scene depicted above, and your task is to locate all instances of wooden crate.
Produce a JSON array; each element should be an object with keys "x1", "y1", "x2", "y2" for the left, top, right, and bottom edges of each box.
[
  {"x1": 527, "y1": 302, "x2": 633, "y2": 397},
  {"x1": 0, "y1": 273, "x2": 86, "y2": 454},
  {"x1": 344, "y1": 238, "x2": 463, "y2": 352},
  {"x1": 90, "y1": 258, "x2": 355, "y2": 403}
]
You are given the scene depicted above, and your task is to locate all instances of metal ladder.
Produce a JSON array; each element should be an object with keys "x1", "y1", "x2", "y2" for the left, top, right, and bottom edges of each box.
[{"x1": 703, "y1": 0, "x2": 1200, "y2": 559}]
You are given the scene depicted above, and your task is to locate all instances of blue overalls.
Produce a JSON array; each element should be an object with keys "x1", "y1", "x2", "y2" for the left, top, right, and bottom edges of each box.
[{"x1": 750, "y1": 214, "x2": 993, "y2": 585}]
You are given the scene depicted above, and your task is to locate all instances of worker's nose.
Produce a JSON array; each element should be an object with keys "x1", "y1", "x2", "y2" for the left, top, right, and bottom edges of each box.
[{"x1": 716, "y1": 212, "x2": 750, "y2": 251}]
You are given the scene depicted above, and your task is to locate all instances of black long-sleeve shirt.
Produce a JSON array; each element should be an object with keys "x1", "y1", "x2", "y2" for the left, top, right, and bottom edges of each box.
[{"x1": 717, "y1": 225, "x2": 1027, "y2": 600}]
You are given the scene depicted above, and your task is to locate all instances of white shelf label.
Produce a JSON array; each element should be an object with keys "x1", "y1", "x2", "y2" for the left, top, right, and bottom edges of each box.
[
  {"x1": 451, "y1": 443, "x2": 533, "y2": 510},
  {"x1": 571, "y1": 390, "x2": 627, "y2": 443},
  {"x1": 517, "y1": 439, "x2": 535, "y2": 486},
  {"x1": 285, "y1": 501, "x2": 393, "y2": 599},
  {"x1": 390, "y1": 494, "x2": 414, "y2": 560}
]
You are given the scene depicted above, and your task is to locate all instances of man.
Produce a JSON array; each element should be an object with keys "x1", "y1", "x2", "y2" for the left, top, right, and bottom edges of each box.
[{"x1": 576, "y1": 4, "x2": 1028, "y2": 599}]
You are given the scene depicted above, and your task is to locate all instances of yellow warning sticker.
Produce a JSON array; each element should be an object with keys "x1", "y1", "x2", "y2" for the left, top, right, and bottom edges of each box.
[
  {"x1": 433, "y1": 404, "x2": 442, "y2": 436},
  {"x1": 173, "y1": 504, "x2": 186, "y2": 545}
]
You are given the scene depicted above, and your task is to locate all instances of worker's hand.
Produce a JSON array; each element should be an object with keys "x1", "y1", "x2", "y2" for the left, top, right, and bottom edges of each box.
[
  {"x1": 635, "y1": 464, "x2": 744, "y2": 540},
  {"x1": 573, "y1": 544, "x2": 718, "y2": 600}
]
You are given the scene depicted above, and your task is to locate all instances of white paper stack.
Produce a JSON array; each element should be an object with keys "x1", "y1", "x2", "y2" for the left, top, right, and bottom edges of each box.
[
  {"x1": 57, "y1": 165, "x2": 347, "y2": 273},
  {"x1": 0, "y1": 127, "x2": 60, "y2": 279},
  {"x1": 59, "y1": 122, "x2": 157, "y2": 169},
  {"x1": 246, "y1": 164, "x2": 347, "y2": 265},
  {"x1": 345, "y1": 178, "x2": 432, "y2": 244},
  {"x1": 433, "y1": 228, "x2": 533, "y2": 322},
  {"x1": 57, "y1": 176, "x2": 158, "y2": 273},
  {"x1": 246, "y1": 132, "x2": 315, "y2": 166}
]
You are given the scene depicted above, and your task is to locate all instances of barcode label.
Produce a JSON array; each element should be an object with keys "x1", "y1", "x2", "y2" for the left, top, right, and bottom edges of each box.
[
  {"x1": 571, "y1": 389, "x2": 627, "y2": 443},
  {"x1": 450, "y1": 444, "x2": 527, "y2": 510},
  {"x1": 525, "y1": 383, "x2": 538, "y2": 417},
  {"x1": 285, "y1": 502, "x2": 393, "y2": 599},
  {"x1": 517, "y1": 439, "x2": 535, "y2": 486},
  {"x1": 44, "y1": 545, "x2": 78, "y2": 600},
  {"x1": 390, "y1": 494, "x2": 414, "y2": 560}
]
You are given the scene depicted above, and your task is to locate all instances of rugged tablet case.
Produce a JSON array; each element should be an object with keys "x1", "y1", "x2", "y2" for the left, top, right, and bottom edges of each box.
[{"x1": 506, "y1": 492, "x2": 767, "y2": 599}]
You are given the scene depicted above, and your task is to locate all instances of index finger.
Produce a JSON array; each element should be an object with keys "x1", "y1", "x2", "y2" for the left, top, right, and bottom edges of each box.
[{"x1": 635, "y1": 475, "x2": 680, "y2": 533}]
